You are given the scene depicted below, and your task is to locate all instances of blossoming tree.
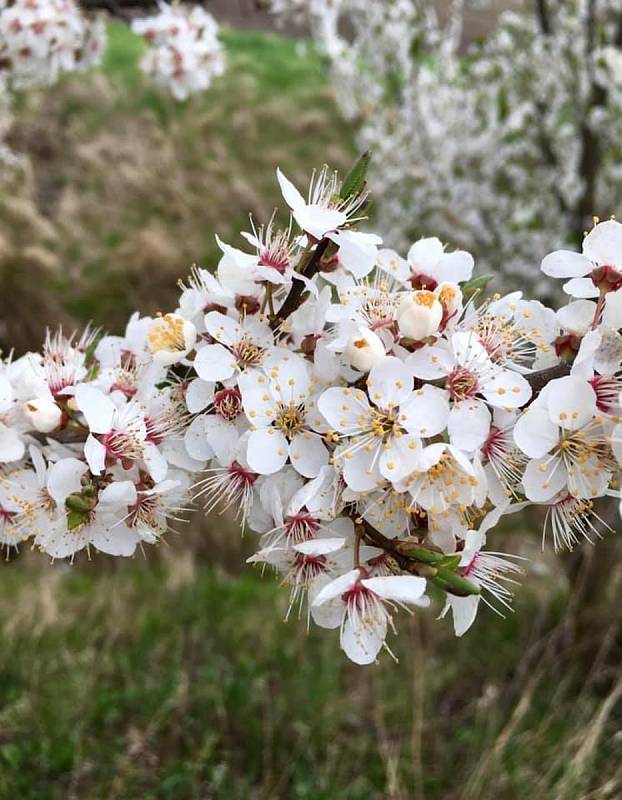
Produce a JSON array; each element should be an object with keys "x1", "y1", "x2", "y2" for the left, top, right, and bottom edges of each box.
[
  {"x1": 269, "y1": 0, "x2": 622, "y2": 289},
  {"x1": 0, "y1": 0, "x2": 224, "y2": 98},
  {"x1": 1, "y1": 155, "x2": 621, "y2": 665}
]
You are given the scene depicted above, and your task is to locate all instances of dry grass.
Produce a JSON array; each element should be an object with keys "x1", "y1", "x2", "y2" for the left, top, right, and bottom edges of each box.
[{"x1": 1, "y1": 24, "x2": 354, "y2": 353}]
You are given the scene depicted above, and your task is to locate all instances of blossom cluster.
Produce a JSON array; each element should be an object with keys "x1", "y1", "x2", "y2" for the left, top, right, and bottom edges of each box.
[
  {"x1": 270, "y1": 1, "x2": 622, "y2": 291},
  {"x1": 0, "y1": 0, "x2": 105, "y2": 89},
  {"x1": 2, "y1": 161, "x2": 621, "y2": 665},
  {"x1": 132, "y1": 3, "x2": 224, "y2": 100}
]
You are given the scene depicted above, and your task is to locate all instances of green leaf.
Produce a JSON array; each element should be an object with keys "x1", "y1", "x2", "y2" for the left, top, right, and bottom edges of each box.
[
  {"x1": 65, "y1": 494, "x2": 93, "y2": 514},
  {"x1": 462, "y1": 273, "x2": 494, "y2": 299},
  {"x1": 431, "y1": 567, "x2": 481, "y2": 597},
  {"x1": 66, "y1": 509, "x2": 87, "y2": 531},
  {"x1": 340, "y1": 150, "x2": 371, "y2": 201},
  {"x1": 395, "y1": 544, "x2": 445, "y2": 564}
]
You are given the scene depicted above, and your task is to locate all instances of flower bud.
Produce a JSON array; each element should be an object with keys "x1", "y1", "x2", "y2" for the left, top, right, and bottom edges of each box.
[
  {"x1": 147, "y1": 313, "x2": 197, "y2": 366},
  {"x1": 344, "y1": 328, "x2": 385, "y2": 372},
  {"x1": 396, "y1": 290, "x2": 443, "y2": 340},
  {"x1": 23, "y1": 396, "x2": 62, "y2": 433}
]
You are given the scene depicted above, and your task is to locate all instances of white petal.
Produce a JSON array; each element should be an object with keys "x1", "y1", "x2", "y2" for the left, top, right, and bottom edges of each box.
[
  {"x1": 447, "y1": 594, "x2": 480, "y2": 637},
  {"x1": 436, "y1": 251, "x2": 474, "y2": 283},
  {"x1": 342, "y1": 445, "x2": 383, "y2": 492},
  {"x1": 203, "y1": 310, "x2": 241, "y2": 344},
  {"x1": 246, "y1": 428, "x2": 289, "y2": 475},
  {"x1": 312, "y1": 568, "x2": 360, "y2": 605},
  {"x1": 480, "y1": 368, "x2": 532, "y2": 409},
  {"x1": 399, "y1": 384, "x2": 450, "y2": 436},
  {"x1": 602, "y1": 287, "x2": 622, "y2": 330},
  {"x1": 379, "y1": 434, "x2": 423, "y2": 483},
  {"x1": 99, "y1": 481, "x2": 137, "y2": 507},
  {"x1": 541, "y1": 249, "x2": 591, "y2": 278},
  {"x1": 367, "y1": 356, "x2": 413, "y2": 409},
  {"x1": 521, "y1": 456, "x2": 567, "y2": 502},
  {"x1": 407, "y1": 237, "x2": 444, "y2": 273},
  {"x1": 562, "y1": 277, "x2": 599, "y2": 298},
  {"x1": 294, "y1": 205, "x2": 346, "y2": 239},
  {"x1": 186, "y1": 378, "x2": 214, "y2": 414},
  {"x1": 0, "y1": 375, "x2": 13, "y2": 413},
  {"x1": 546, "y1": 375, "x2": 596, "y2": 430},
  {"x1": 193, "y1": 343, "x2": 235, "y2": 382},
  {"x1": 317, "y1": 386, "x2": 371, "y2": 433},
  {"x1": 75, "y1": 384, "x2": 115, "y2": 434},
  {"x1": 143, "y1": 443, "x2": 168, "y2": 482},
  {"x1": 184, "y1": 415, "x2": 215, "y2": 461},
  {"x1": 0, "y1": 425, "x2": 24, "y2": 463},
  {"x1": 47, "y1": 457, "x2": 86, "y2": 505},
  {"x1": 289, "y1": 432, "x2": 328, "y2": 478},
  {"x1": 448, "y1": 401, "x2": 491, "y2": 451},
  {"x1": 582, "y1": 219, "x2": 622, "y2": 266},
  {"x1": 406, "y1": 345, "x2": 453, "y2": 379},
  {"x1": 89, "y1": 521, "x2": 139, "y2": 556},
  {"x1": 294, "y1": 537, "x2": 346, "y2": 556},
  {"x1": 513, "y1": 406, "x2": 559, "y2": 458},
  {"x1": 84, "y1": 434, "x2": 107, "y2": 475},
  {"x1": 567, "y1": 454, "x2": 610, "y2": 499},
  {"x1": 362, "y1": 575, "x2": 427, "y2": 604},
  {"x1": 276, "y1": 167, "x2": 305, "y2": 211},
  {"x1": 203, "y1": 416, "x2": 239, "y2": 466},
  {"x1": 557, "y1": 300, "x2": 597, "y2": 335},
  {"x1": 571, "y1": 330, "x2": 601, "y2": 379},
  {"x1": 341, "y1": 604, "x2": 387, "y2": 665}
]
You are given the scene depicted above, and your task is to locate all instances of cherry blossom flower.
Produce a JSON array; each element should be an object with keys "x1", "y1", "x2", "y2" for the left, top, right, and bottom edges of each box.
[{"x1": 312, "y1": 568, "x2": 429, "y2": 664}]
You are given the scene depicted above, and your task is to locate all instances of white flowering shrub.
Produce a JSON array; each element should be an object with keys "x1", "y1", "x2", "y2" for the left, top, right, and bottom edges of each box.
[
  {"x1": 132, "y1": 3, "x2": 224, "y2": 100},
  {"x1": 0, "y1": 0, "x2": 106, "y2": 88},
  {"x1": 2, "y1": 157, "x2": 622, "y2": 665},
  {"x1": 270, "y1": 1, "x2": 622, "y2": 289}
]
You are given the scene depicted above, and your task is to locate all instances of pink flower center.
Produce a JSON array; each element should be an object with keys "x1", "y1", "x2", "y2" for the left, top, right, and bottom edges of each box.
[
  {"x1": 214, "y1": 387, "x2": 242, "y2": 421},
  {"x1": 228, "y1": 462, "x2": 257, "y2": 490},
  {"x1": 447, "y1": 366, "x2": 479, "y2": 400},
  {"x1": 259, "y1": 248, "x2": 290, "y2": 274},
  {"x1": 482, "y1": 425, "x2": 506, "y2": 461},
  {"x1": 283, "y1": 512, "x2": 320, "y2": 544},
  {"x1": 409, "y1": 272, "x2": 438, "y2": 291},
  {"x1": 589, "y1": 374, "x2": 619, "y2": 413},
  {"x1": 292, "y1": 552, "x2": 326, "y2": 583}
]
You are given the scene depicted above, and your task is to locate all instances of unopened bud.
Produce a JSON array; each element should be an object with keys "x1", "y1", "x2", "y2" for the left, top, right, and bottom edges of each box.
[
  {"x1": 396, "y1": 290, "x2": 443, "y2": 340},
  {"x1": 344, "y1": 328, "x2": 385, "y2": 372},
  {"x1": 23, "y1": 396, "x2": 62, "y2": 433}
]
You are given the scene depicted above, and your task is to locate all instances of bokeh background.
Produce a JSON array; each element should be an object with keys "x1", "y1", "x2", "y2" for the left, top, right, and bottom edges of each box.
[{"x1": 1, "y1": 3, "x2": 622, "y2": 799}]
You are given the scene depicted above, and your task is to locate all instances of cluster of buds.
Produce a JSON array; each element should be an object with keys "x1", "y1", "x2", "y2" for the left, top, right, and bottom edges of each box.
[
  {"x1": 0, "y1": 0, "x2": 105, "y2": 89},
  {"x1": 2, "y1": 157, "x2": 622, "y2": 665},
  {"x1": 132, "y1": 2, "x2": 224, "y2": 100}
]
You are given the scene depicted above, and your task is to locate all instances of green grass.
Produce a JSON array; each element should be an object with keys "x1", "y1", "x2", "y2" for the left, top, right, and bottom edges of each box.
[{"x1": 1, "y1": 551, "x2": 621, "y2": 800}]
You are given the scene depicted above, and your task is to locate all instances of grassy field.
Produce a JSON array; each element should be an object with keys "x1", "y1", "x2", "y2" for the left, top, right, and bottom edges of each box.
[
  {"x1": 1, "y1": 23, "x2": 354, "y2": 352},
  {"x1": 2, "y1": 544, "x2": 622, "y2": 800},
  {"x1": 2, "y1": 20, "x2": 622, "y2": 800}
]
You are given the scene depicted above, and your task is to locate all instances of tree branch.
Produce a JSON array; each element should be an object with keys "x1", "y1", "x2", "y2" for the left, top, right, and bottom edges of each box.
[
  {"x1": 270, "y1": 237, "x2": 330, "y2": 330},
  {"x1": 526, "y1": 360, "x2": 571, "y2": 394},
  {"x1": 534, "y1": 0, "x2": 551, "y2": 36}
]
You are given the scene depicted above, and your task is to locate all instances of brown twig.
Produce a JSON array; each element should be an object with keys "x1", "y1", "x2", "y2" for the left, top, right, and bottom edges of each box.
[
  {"x1": 526, "y1": 360, "x2": 571, "y2": 395},
  {"x1": 270, "y1": 237, "x2": 330, "y2": 330}
]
